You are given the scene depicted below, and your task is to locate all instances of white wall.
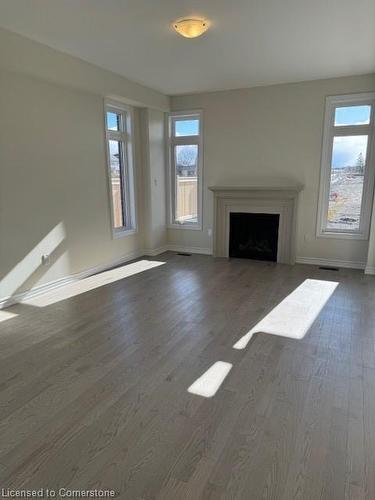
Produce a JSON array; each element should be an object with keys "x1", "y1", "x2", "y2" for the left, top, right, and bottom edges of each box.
[
  {"x1": 0, "y1": 70, "x2": 140, "y2": 300},
  {"x1": 141, "y1": 108, "x2": 167, "y2": 253},
  {"x1": 366, "y1": 201, "x2": 375, "y2": 274},
  {"x1": 0, "y1": 27, "x2": 169, "y2": 111},
  {"x1": 0, "y1": 28, "x2": 169, "y2": 303},
  {"x1": 169, "y1": 74, "x2": 375, "y2": 266}
]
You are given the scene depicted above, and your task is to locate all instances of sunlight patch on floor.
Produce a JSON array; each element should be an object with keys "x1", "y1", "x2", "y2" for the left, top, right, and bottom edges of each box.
[
  {"x1": 233, "y1": 279, "x2": 339, "y2": 349},
  {"x1": 188, "y1": 361, "x2": 233, "y2": 398},
  {"x1": 22, "y1": 260, "x2": 165, "y2": 307},
  {"x1": 0, "y1": 310, "x2": 18, "y2": 323}
]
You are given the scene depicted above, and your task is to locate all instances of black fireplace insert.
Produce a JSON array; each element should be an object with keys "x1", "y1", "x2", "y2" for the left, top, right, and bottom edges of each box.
[{"x1": 229, "y1": 212, "x2": 279, "y2": 261}]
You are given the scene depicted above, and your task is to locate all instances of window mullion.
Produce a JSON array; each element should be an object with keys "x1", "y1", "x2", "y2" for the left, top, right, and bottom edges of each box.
[
  {"x1": 107, "y1": 130, "x2": 126, "y2": 141},
  {"x1": 332, "y1": 125, "x2": 371, "y2": 137},
  {"x1": 172, "y1": 137, "x2": 199, "y2": 146}
]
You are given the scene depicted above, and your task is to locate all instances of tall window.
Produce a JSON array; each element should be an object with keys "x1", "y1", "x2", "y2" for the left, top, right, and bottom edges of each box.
[
  {"x1": 105, "y1": 101, "x2": 136, "y2": 237},
  {"x1": 168, "y1": 111, "x2": 203, "y2": 229},
  {"x1": 317, "y1": 93, "x2": 375, "y2": 239}
]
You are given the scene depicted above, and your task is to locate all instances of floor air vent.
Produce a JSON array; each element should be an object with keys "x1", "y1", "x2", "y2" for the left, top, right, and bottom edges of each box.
[
  {"x1": 319, "y1": 266, "x2": 339, "y2": 271},
  {"x1": 177, "y1": 252, "x2": 192, "y2": 256}
]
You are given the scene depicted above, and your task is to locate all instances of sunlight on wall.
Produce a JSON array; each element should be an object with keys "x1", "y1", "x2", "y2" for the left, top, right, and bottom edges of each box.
[
  {"x1": 0, "y1": 310, "x2": 18, "y2": 323},
  {"x1": 1, "y1": 222, "x2": 66, "y2": 299},
  {"x1": 233, "y1": 279, "x2": 339, "y2": 349},
  {"x1": 22, "y1": 260, "x2": 165, "y2": 307},
  {"x1": 188, "y1": 361, "x2": 233, "y2": 398},
  {"x1": 32, "y1": 252, "x2": 71, "y2": 289}
]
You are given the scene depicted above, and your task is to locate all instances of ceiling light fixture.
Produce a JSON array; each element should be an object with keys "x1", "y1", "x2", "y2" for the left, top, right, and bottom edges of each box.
[{"x1": 173, "y1": 18, "x2": 209, "y2": 38}]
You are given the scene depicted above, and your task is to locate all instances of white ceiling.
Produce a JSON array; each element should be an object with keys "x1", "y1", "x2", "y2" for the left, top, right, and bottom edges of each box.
[{"x1": 0, "y1": 0, "x2": 374, "y2": 95}]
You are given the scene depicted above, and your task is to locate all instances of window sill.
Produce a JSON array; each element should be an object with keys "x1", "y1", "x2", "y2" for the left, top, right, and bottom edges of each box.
[
  {"x1": 317, "y1": 229, "x2": 368, "y2": 241},
  {"x1": 168, "y1": 223, "x2": 202, "y2": 231},
  {"x1": 112, "y1": 227, "x2": 138, "y2": 239}
]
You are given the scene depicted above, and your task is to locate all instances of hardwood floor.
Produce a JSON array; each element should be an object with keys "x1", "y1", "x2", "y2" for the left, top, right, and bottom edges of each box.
[{"x1": 1, "y1": 252, "x2": 375, "y2": 499}]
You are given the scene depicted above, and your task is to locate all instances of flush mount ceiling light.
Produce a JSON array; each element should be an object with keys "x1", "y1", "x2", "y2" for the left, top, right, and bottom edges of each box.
[{"x1": 173, "y1": 18, "x2": 209, "y2": 38}]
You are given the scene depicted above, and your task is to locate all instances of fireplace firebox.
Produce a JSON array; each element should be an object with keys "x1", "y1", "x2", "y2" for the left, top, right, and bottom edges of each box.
[{"x1": 229, "y1": 212, "x2": 280, "y2": 261}]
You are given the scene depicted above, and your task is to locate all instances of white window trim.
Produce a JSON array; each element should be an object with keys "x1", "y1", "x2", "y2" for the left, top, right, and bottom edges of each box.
[
  {"x1": 317, "y1": 93, "x2": 375, "y2": 240},
  {"x1": 104, "y1": 99, "x2": 137, "y2": 238},
  {"x1": 167, "y1": 110, "x2": 203, "y2": 230}
]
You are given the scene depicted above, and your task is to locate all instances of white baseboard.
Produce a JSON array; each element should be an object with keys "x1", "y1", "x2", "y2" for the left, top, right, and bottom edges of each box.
[
  {"x1": 0, "y1": 244, "x2": 214, "y2": 309},
  {"x1": 144, "y1": 245, "x2": 212, "y2": 256},
  {"x1": 143, "y1": 245, "x2": 169, "y2": 257},
  {"x1": 0, "y1": 249, "x2": 144, "y2": 309},
  {"x1": 5, "y1": 247, "x2": 366, "y2": 309},
  {"x1": 296, "y1": 256, "x2": 366, "y2": 270},
  {"x1": 166, "y1": 244, "x2": 212, "y2": 255}
]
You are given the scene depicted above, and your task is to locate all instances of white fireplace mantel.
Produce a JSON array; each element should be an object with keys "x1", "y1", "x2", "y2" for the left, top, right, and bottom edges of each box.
[{"x1": 208, "y1": 185, "x2": 303, "y2": 264}]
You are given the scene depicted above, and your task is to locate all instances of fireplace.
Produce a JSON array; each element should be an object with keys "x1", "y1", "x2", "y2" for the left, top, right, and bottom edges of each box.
[
  {"x1": 229, "y1": 212, "x2": 280, "y2": 261},
  {"x1": 208, "y1": 185, "x2": 303, "y2": 264}
]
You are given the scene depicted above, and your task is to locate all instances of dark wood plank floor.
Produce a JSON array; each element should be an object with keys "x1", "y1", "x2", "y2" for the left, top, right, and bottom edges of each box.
[{"x1": 1, "y1": 252, "x2": 375, "y2": 499}]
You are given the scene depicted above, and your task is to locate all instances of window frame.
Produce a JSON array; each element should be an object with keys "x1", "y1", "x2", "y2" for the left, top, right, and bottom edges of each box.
[
  {"x1": 104, "y1": 99, "x2": 137, "y2": 238},
  {"x1": 317, "y1": 93, "x2": 375, "y2": 240},
  {"x1": 167, "y1": 110, "x2": 203, "y2": 230}
]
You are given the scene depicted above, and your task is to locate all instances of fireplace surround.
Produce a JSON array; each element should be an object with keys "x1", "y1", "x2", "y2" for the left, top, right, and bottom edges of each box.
[{"x1": 209, "y1": 185, "x2": 303, "y2": 264}]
